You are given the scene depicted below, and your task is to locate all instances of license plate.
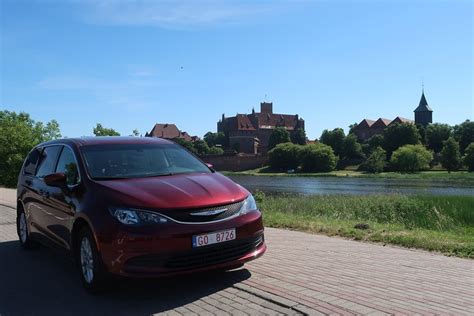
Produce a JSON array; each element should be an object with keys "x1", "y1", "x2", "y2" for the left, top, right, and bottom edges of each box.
[{"x1": 192, "y1": 229, "x2": 236, "y2": 248}]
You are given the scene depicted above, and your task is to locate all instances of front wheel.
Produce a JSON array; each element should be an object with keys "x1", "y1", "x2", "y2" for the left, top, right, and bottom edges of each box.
[{"x1": 76, "y1": 227, "x2": 108, "y2": 293}]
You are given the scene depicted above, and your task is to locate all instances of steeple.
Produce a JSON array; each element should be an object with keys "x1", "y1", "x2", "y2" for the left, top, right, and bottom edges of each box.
[
  {"x1": 414, "y1": 89, "x2": 433, "y2": 126},
  {"x1": 414, "y1": 91, "x2": 433, "y2": 112}
]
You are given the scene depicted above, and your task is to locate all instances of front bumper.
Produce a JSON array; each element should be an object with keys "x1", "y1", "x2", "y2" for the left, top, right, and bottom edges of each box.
[{"x1": 97, "y1": 211, "x2": 266, "y2": 277}]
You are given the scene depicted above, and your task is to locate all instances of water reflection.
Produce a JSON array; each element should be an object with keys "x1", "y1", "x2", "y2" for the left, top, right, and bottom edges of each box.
[{"x1": 229, "y1": 175, "x2": 474, "y2": 196}]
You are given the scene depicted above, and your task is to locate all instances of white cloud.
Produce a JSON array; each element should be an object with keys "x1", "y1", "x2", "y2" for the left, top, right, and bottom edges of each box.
[{"x1": 78, "y1": 0, "x2": 288, "y2": 28}]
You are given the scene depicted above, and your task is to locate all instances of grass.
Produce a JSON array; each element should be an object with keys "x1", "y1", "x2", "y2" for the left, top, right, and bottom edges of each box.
[
  {"x1": 256, "y1": 193, "x2": 474, "y2": 258},
  {"x1": 223, "y1": 168, "x2": 474, "y2": 186}
]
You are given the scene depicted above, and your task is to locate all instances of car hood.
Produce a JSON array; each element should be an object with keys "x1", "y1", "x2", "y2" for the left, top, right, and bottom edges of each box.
[{"x1": 94, "y1": 172, "x2": 249, "y2": 210}]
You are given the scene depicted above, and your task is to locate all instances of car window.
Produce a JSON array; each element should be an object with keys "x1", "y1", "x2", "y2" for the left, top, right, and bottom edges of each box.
[
  {"x1": 23, "y1": 149, "x2": 41, "y2": 175},
  {"x1": 55, "y1": 146, "x2": 80, "y2": 186},
  {"x1": 81, "y1": 143, "x2": 211, "y2": 179},
  {"x1": 35, "y1": 146, "x2": 61, "y2": 178}
]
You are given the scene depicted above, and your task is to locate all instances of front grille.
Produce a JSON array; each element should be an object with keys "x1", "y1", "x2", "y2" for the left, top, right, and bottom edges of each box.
[
  {"x1": 161, "y1": 200, "x2": 245, "y2": 223},
  {"x1": 125, "y1": 234, "x2": 264, "y2": 272}
]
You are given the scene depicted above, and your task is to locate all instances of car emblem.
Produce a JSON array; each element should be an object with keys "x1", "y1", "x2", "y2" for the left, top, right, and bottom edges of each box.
[{"x1": 190, "y1": 208, "x2": 227, "y2": 216}]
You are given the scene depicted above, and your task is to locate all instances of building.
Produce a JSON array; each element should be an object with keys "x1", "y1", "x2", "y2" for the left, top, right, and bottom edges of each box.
[
  {"x1": 414, "y1": 91, "x2": 433, "y2": 126},
  {"x1": 352, "y1": 90, "x2": 432, "y2": 142},
  {"x1": 145, "y1": 123, "x2": 199, "y2": 142},
  {"x1": 217, "y1": 102, "x2": 305, "y2": 154}
]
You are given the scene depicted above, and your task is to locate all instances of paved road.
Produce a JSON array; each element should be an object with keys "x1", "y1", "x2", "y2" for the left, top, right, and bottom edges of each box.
[{"x1": 1, "y1": 188, "x2": 473, "y2": 315}]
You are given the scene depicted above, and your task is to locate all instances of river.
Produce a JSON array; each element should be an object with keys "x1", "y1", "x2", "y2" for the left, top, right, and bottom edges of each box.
[{"x1": 228, "y1": 175, "x2": 474, "y2": 196}]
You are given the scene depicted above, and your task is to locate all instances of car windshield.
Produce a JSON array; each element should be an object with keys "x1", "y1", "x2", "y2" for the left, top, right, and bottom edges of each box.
[{"x1": 80, "y1": 143, "x2": 211, "y2": 179}]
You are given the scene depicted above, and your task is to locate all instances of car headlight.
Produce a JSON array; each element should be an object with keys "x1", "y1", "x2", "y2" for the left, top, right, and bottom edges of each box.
[
  {"x1": 240, "y1": 194, "x2": 259, "y2": 215},
  {"x1": 110, "y1": 208, "x2": 168, "y2": 225}
]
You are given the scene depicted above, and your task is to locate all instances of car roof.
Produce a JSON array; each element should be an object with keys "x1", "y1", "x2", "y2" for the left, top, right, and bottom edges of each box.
[{"x1": 38, "y1": 136, "x2": 174, "y2": 148}]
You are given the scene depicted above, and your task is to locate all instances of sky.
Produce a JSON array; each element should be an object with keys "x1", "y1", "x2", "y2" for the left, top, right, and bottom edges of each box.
[{"x1": 1, "y1": 0, "x2": 472, "y2": 140}]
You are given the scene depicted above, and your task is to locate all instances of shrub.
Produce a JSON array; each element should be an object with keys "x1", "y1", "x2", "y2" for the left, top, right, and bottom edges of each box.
[
  {"x1": 463, "y1": 143, "x2": 474, "y2": 172},
  {"x1": 300, "y1": 143, "x2": 337, "y2": 172},
  {"x1": 390, "y1": 144, "x2": 433, "y2": 173},
  {"x1": 360, "y1": 146, "x2": 386, "y2": 173},
  {"x1": 207, "y1": 146, "x2": 224, "y2": 155},
  {"x1": 268, "y1": 142, "x2": 302, "y2": 170},
  {"x1": 440, "y1": 137, "x2": 462, "y2": 172}
]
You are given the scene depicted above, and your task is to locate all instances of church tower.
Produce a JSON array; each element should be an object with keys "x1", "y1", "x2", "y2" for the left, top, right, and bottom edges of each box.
[{"x1": 414, "y1": 90, "x2": 433, "y2": 126}]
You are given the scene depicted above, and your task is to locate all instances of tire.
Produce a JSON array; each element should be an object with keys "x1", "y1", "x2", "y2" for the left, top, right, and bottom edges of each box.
[
  {"x1": 17, "y1": 207, "x2": 39, "y2": 250},
  {"x1": 75, "y1": 227, "x2": 108, "y2": 293}
]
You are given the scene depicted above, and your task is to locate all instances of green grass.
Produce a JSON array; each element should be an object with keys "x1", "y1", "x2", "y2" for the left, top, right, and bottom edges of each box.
[
  {"x1": 256, "y1": 193, "x2": 474, "y2": 258},
  {"x1": 223, "y1": 168, "x2": 474, "y2": 185}
]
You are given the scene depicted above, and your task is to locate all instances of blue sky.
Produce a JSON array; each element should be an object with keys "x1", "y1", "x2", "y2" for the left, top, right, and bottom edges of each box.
[{"x1": 1, "y1": 0, "x2": 472, "y2": 139}]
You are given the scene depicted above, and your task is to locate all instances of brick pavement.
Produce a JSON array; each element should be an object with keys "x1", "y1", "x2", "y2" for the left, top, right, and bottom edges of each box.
[{"x1": 1, "y1": 187, "x2": 473, "y2": 315}]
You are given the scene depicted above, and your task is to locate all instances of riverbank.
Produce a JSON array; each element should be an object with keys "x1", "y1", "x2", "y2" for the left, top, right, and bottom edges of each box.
[
  {"x1": 223, "y1": 169, "x2": 474, "y2": 185},
  {"x1": 257, "y1": 193, "x2": 474, "y2": 258}
]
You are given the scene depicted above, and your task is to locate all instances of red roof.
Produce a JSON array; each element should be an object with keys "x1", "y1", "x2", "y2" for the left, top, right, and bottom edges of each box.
[
  {"x1": 354, "y1": 119, "x2": 376, "y2": 129},
  {"x1": 372, "y1": 118, "x2": 392, "y2": 128},
  {"x1": 390, "y1": 116, "x2": 414, "y2": 125},
  {"x1": 148, "y1": 123, "x2": 198, "y2": 141}
]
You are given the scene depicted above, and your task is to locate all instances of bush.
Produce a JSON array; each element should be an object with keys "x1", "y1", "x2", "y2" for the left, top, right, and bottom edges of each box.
[
  {"x1": 464, "y1": 143, "x2": 474, "y2": 172},
  {"x1": 207, "y1": 146, "x2": 224, "y2": 155},
  {"x1": 390, "y1": 144, "x2": 433, "y2": 173},
  {"x1": 440, "y1": 137, "x2": 462, "y2": 172},
  {"x1": 300, "y1": 143, "x2": 337, "y2": 172},
  {"x1": 360, "y1": 146, "x2": 386, "y2": 173},
  {"x1": 268, "y1": 142, "x2": 302, "y2": 171}
]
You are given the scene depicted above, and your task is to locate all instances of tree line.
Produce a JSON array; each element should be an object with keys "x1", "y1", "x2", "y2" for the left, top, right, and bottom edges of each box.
[{"x1": 266, "y1": 121, "x2": 474, "y2": 173}]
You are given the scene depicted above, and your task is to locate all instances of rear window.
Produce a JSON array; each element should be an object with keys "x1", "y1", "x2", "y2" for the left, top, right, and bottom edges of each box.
[{"x1": 80, "y1": 143, "x2": 211, "y2": 180}]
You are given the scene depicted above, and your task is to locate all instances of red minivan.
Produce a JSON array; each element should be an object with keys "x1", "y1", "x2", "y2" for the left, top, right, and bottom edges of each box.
[{"x1": 16, "y1": 137, "x2": 266, "y2": 292}]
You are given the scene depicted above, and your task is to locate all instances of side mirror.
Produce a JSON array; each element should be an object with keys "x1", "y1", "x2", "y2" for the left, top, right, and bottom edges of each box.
[{"x1": 44, "y1": 172, "x2": 67, "y2": 188}]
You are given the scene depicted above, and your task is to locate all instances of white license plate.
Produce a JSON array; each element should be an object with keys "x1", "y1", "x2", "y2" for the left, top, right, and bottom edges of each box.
[{"x1": 192, "y1": 229, "x2": 236, "y2": 248}]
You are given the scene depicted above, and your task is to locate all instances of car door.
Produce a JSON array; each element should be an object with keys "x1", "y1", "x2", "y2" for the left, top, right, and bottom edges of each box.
[
  {"x1": 19, "y1": 147, "x2": 43, "y2": 235},
  {"x1": 32, "y1": 145, "x2": 62, "y2": 242},
  {"x1": 44, "y1": 145, "x2": 82, "y2": 249}
]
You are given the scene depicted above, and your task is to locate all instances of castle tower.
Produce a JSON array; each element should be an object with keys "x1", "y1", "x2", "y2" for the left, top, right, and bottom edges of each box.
[{"x1": 414, "y1": 90, "x2": 433, "y2": 126}]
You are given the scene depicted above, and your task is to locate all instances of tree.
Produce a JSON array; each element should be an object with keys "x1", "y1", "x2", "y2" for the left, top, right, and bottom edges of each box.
[
  {"x1": 367, "y1": 134, "x2": 385, "y2": 152},
  {"x1": 463, "y1": 143, "x2": 474, "y2": 172},
  {"x1": 440, "y1": 137, "x2": 462, "y2": 172},
  {"x1": 0, "y1": 111, "x2": 62, "y2": 187},
  {"x1": 360, "y1": 147, "x2": 386, "y2": 173},
  {"x1": 383, "y1": 122, "x2": 420, "y2": 155},
  {"x1": 426, "y1": 123, "x2": 452, "y2": 153},
  {"x1": 130, "y1": 129, "x2": 140, "y2": 137},
  {"x1": 268, "y1": 127, "x2": 290, "y2": 150},
  {"x1": 453, "y1": 120, "x2": 474, "y2": 154},
  {"x1": 300, "y1": 143, "x2": 338, "y2": 172},
  {"x1": 193, "y1": 140, "x2": 210, "y2": 155},
  {"x1": 207, "y1": 146, "x2": 224, "y2": 155},
  {"x1": 291, "y1": 128, "x2": 306, "y2": 145},
  {"x1": 268, "y1": 142, "x2": 302, "y2": 170},
  {"x1": 172, "y1": 138, "x2": 196, "y2": 153},
  {"x1": 416, "y1": 124, "x2": 427, "y2": 145},
  {"x1": 319, "y1": 128, "x2": 345, "y2": 157},
  {"x1": 390, "y1": 144, "x2": 433, "y2": 173},
  {"x1": 93, "y1": 123, "x2": 120, "y2": 136},
  {"x1": 204, "y1": 132, "x2": 227, "y2": 147},
  {"x1": 342, "y1": 134, "x2": 365, "y2": 159}
]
